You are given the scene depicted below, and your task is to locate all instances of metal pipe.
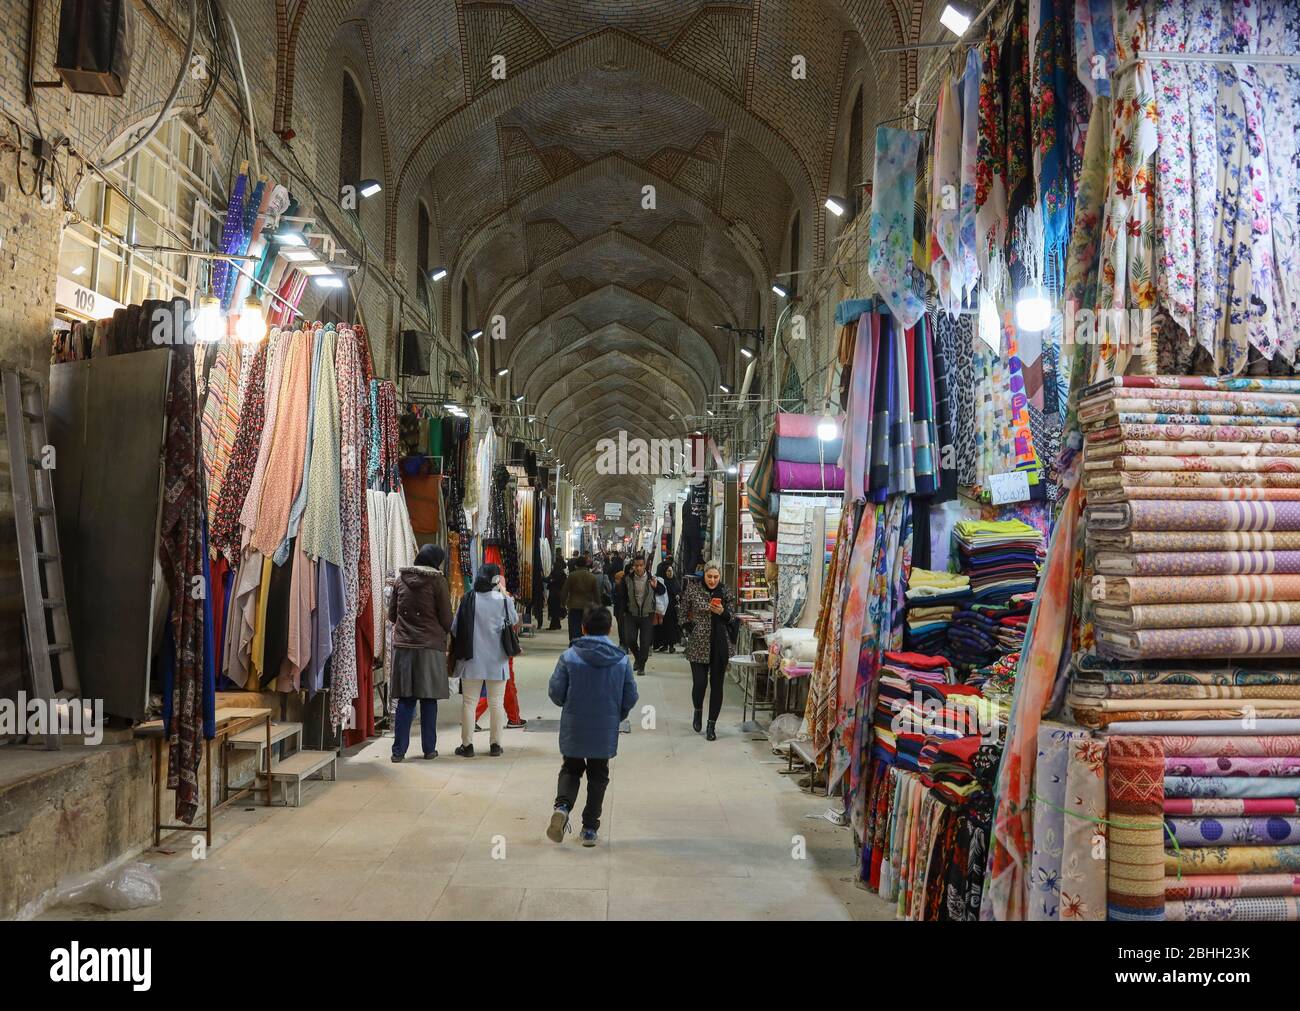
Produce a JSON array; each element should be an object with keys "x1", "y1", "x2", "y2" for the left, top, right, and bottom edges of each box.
[
  {"x1": 223, "y1": 8, "x2": 261, "y2": 180},
  {"x1": 131, "y1": 245, "x2": 259, "y2": 261},
  {"x1": 99, "y1": 0, "x2": 198, "y2": 172}
]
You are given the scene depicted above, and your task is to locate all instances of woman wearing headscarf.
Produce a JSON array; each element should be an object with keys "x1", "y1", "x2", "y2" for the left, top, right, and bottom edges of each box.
[
  {"x1": 546, "y1": 549, "x2": 567, "y2": 630},
  {"x1": 387, "y1": 544, "x2": 453, "y2": 761},
  {"x1": 653, "y1": 559, "x2": 682, "y2": 654},
  {"x1": 679, "y1": 560, "x2": 737, "y2": 741},
  {"x1": 450, "y1": 563, "x2": 519, "y2": 757}
]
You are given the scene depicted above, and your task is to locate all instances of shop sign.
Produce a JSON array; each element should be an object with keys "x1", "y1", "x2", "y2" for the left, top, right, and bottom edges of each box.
[
  {"x1": 987, "y1": 470, "x2": 1031, "y2": 505},
  {"x1": 583, "y1": 512, "x2": 597, "y2": 523},
  {"x1": 56, "y1": 275, "x2": 124, "y2": 321},
  {"x1": 604, "y1": 502, "x2": 621, "y2": 519}
]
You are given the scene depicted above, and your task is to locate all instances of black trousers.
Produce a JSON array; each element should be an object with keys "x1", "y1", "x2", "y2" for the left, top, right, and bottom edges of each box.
[
  {"x1": 614, "y1": 608, "x2": 626, "y2": 646},
  {"x1": 555, "y1": 756, "x2": 610, "y2": 830},
  {"x1": 567, "y1": 608, "x2": 584, "y2": 642},
  {"x1": 690, "y1": 654, "x2": 728, "y2": 721},
  {"x1": 623, "y1": 613, "x2": 654, "y2": 671}
]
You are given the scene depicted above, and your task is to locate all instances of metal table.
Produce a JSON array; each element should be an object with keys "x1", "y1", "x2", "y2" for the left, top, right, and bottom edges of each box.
[{"x1": 728, "y1": 654, "x2": 774, "y2": 734}]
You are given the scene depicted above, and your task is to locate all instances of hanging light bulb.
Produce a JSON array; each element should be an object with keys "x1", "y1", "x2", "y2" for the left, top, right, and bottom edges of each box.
[
  {"x1": 1014, "y1": 282, "x2": 1052, "y2": 333},
  {"x1": 236, "y1": 295, "x2": 266, "y2": 343},
  {"x1": 194, "y1": 294, "x2": 223, "y2": 343},
  {"x1": 817, "y1": 417, "x2": 839, "y2": 441}
]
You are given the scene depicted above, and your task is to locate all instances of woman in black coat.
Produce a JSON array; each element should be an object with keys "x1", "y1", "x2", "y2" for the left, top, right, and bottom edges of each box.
[
  {"x1": 546, "y1": 551, "x2": 567, "y2": 630},
  {"x1": 653, "y1": 560, "x2": 682, "y2": 653}
]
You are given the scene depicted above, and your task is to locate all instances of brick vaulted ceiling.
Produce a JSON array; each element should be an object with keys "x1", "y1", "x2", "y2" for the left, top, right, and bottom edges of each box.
[{"x1": 295, "y1": 0, "x2": 919, "y2": 513}]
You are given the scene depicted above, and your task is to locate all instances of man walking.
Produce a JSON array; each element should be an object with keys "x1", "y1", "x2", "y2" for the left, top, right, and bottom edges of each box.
[
  {"x1": 546, "y1": 606, "x2": 638, "y2": 846},
  {"x1": 562, "y1": 555, "x2": 599, "y2": 643},
  {"x1": 618, "y1": 553, "x2": 659, "y2": 675}
]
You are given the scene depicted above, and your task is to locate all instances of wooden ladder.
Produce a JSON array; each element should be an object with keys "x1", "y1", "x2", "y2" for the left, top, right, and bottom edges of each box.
[{"x1": 3, "y1": 370, "x2": 78, "y2": 748}]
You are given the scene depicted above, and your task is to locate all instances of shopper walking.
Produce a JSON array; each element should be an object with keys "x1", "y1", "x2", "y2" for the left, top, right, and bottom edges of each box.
[
  {"x1": 680, "y1": 560, "x2": 737, "y2": 741},
  {"x1": 618, "y1": 553, "x2": 659, "y2": 675},
  {"x1": 653, "y1": 560, "x2": 682, "y2": 653},
  {"x1": 450, "y1": 563, "x2": 519, "y2": 757},
  {"x1": 546, "y1": 550, "x2": 567, "y2": 630},
  {"x1": 562, "y1": 555, "x2": 600, "y2": 643},
  {"x1": 611, "y1": 565, "x2": 628, "y2": 651},
  {"x1": 387, "y1": 544, "x2": 453, "y2": 762},
  {"x1": 546, "y1": 605, "x2": 638, "y2": 847}
]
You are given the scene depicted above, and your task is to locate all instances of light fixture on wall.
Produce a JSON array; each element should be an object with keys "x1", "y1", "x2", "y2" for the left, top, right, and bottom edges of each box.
[
  {"x1": 496, "y1": 367, "x2": 509, "y2": 377},
  {"x1": 357, "y1": 179, "x2": 383, "y2": 198},
  {"x1": 940, "y1": 2, "x2": 974, "y2": 36},
  {"x1": 719, "y1": 383, "x2": 731, "y2": 393},
  {"x1": 281, "y1": 248, "x2": 316, "y2": 263},
  {"x1": 514, "y1": 394, "x2": 525, "y2": 403},
  {"x1": 824, "y1": 196, "x2": 847, "y2": 217},
  {"x1": 429, "y1": 267, "x2": 448, "y2": 282},
  {"x1": 739, "y1": 345, "x2": 754, "y2": 359},
  {"x1": 274, "y1": 229, "x2": 307, "y2": 246},
  {"x1": 195, "y1": 294, "x2": 223, "y2": 343},
  {"x1": 467, "y1": 328, "x2": 483, "y2": 340},
  {"x1": 1014, "y1": 282, "x2": 1053, "y2": 333},
  {"x1": 236, "y1": 295, "x2": 265, "y2": 343},
  {"x1": 771, "y1": 283, "x2": 789, "y2": 298}
]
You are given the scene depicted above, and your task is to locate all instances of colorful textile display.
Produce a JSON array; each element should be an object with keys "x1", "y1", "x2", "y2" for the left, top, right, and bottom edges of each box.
[{"x1": 1105, "y1": 736, "x2": 1166, "y2": 921}]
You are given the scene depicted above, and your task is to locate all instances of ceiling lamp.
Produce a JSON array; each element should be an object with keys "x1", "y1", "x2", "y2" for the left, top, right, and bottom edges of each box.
[
  {"x1": 194, "y1": 294, "x2": 223, "y2": 343},
  {"x1": 429, "y1": 267, "x2": 448, "y2": 282},
  {"x1": 939, "y1": 2, "x2": 974, "y2": 36},
  {"x1": 771, "y1": 283, "x2": 789, "y2": 298},
  {"x1": 281, "y1": 247, "x2": 316, "y2": 262},
  {"x1": 235, "y1": 295, "x2": 265, "y2": 344},
  {"x1": 274, "y1": 229, "x2": 306, "y2": 246},
  {"x1": 1014, "y1": 283, "x2": 1053, "y2": 333},
  {"x1": 357, "y1": 179, "x2": 382, "y2": 198},
  {"x1": 313, "y1": 275, "x2": 345, "y2": 289},
  {"x1": 299, "y1": 263, "x2": 335, "y2": 276},
  {"x1": 739, "y1": 346, "x2": 754, "y2": 359},
  {"x1": 719, "y1": 383, "x2": 731, "y2": 393},
  {"x1": 496, "y1": 367, "x2": 509, "y2": 377},
  {"x1": 824, "y1": 196, "x2": 846, "y2": 216},
  {"x1": 514, "y1": 394, "x2": 525, "y2": 403},
  {"x1": 467, "y1": 328, "x2": 483, "y2": 340}
]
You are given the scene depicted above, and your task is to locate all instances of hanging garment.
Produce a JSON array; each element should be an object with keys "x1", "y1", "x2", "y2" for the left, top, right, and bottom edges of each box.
[
  {"x1": 931, "y1": 74, "x2": 963, "y2": 313},
  {"x1": 252, "y1": 327, "x2": 312, "y2": 555},
  {"x1": 211, "y1": 342, "x2": 269, "y2": 558},
  {"x1": 869, "y1": 128, "x2": 927, "y2": 328},
  {"x1": 238, "y1": 329, "x2": 291, "y2": 540},
  {"x1": 299, "y1": 327, "x2": 342, "y2": 566},
  {"x1": 274, "y1": 323, "x2": 324, "y2": 566}
]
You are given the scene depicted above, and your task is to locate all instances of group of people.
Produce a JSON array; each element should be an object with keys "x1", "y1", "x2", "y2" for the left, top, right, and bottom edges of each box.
[{"x1": 386, "y1": 545, "x2": 740, "y2": 845}]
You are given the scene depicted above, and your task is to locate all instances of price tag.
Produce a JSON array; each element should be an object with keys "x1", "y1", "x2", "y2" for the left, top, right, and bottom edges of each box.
[{"x1": 988, "y1": 470, "x2": 1031, "y2": 505}]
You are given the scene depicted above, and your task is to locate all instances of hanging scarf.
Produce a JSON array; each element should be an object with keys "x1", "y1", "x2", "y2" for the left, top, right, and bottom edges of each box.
[
  {"x1": 1074, "y1": 0, "x2": 1115, "y2": 98},
  {"x1": 931, "y1": 74, "x2": 963, "y2": 313},
  {"x1": 975, "y1": 34, "x2": 1007, "y2": 297},
  {"x1": 1033, "y1": 0, "x2": 1074, "y2": 288},
  {"x1": 1002, "y1": 0, "x2": 1034, "y2": 247},
  {"x1": 869, "y1": 127, "x2": 927, "y2": 328},
  {"x1": 957, "y1": 48, "x2": 982, "y2": 304},
  {"x1": 841, "y1": 312, "x2": 878, "y2": 503},
  {"x1": 211, "y1": 342, "x2": 268, "y2": 558}
]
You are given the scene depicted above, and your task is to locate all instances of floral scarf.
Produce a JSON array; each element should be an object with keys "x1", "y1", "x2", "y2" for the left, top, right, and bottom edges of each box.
[{"x1": 869, "y1": 127, "x2": 927, "y2": 328}]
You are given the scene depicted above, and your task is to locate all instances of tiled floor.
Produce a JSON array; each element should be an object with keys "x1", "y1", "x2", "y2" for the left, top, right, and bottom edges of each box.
[{"x1": 42, "y1": 629, "x2": 896, "y2": 921}]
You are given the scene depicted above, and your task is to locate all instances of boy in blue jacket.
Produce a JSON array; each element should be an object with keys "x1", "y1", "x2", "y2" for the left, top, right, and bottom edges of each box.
[{"x1": 546, "y1": 605, "x2": 639, "y2": 847}]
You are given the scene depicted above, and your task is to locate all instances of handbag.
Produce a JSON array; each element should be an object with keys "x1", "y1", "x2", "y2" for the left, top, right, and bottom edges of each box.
[{"x1": 500, "y1": 597, "x2": 522, "y2": 657}]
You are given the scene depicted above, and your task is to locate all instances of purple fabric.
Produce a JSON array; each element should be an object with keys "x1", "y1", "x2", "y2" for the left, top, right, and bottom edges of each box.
[{"x1": 774, "y1": 459, "x2": 845, "y2": 491}]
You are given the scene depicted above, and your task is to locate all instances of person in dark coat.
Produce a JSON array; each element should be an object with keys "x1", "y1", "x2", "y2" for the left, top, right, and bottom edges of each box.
[
  {"x1": 387, "y1": 544, "x2": 453, "y2": 761},
  {"x1": 653, "y1": 560, "x2": 682, "y2": 653},
  {"x1": 546, "y1": 550, "x2": 567, "y2": 630},
  {"x1": 562, "y1": 555, "x2": 600, "y2": 643},
  {"x1": 545, "y1": 605, "x2": 638, "y2": 847},
  {"x1": 679, "y1": 559, "x2": 737, "y2": 741}
]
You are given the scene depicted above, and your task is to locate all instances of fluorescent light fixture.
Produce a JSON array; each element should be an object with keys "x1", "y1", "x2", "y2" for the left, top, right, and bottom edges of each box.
[
  {"x1": 274, "y1": 230, "x2": 307, "y2": 246},
  {"x1": 281, "y1": 248, "x2": 316, "y2": 262},
  {"x1": 314, "y1": 275, "x2": 345, "y2": 288},
  {"x1": 429, "y1": 267, "x2": 448, "y2": 282},
  {"x1": 771, "y1": 283, "x2": 789, "y2": 298},
  {"x1": 939, "y1": 2, "x2": 973, "y2": 36},
  {"x1": 236, "y1": 296, "x2": 265, "y2": 344},
  {"x1": 514, "y1": 394, "x2": 525, "y2": 403},
  {"x1": 1014, "y1": 283, "x2": 1053, "y2": 333},
  {"x1": 299, "y1": 263, "x2": 335, "y2": 276},
  {"x1": 358, "y1": 179, "x2": 382, "y2": 198},
  {"x1": 824, "y1": 196, "x2": 846, "y2": 216},
  {"x1": 496, "y1": 367, "x2": 509, "y2": 377},
  {"x1": 467, "y1": 329, "x2": 483, "y2": 340},
  {"x1": 719, "y1": 383, "x2": 731, "y2": 393},
  {"x1": 195, "y1": 294, "x2": 223, "y2": 343},
  {"x1": 706, "y1": 410, "x2": 714, "y2": 417},
  {"x1": 817, "y1": 418, "x2": 839, "y2": 442},
  {"x1": 739, "y1": 346, "x2": 754, "y2": 359}
]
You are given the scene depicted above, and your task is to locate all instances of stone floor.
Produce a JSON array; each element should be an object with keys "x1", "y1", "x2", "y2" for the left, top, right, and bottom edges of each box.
[{"x1": 41, "y1": 628, "x2": 896, "y2": 921}]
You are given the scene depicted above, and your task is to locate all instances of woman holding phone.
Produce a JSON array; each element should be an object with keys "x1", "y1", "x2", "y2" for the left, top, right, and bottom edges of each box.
[{"x1": 680, "y1": 560, "x2": 737, "y2": 741}]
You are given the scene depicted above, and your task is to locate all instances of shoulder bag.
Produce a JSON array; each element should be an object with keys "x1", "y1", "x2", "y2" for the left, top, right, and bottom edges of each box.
[{"x1": 500, "y1": 596, "x2": 522, "y2": 657}]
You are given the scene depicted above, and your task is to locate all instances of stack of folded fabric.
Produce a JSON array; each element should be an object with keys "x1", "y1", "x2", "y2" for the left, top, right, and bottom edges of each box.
[
  {"x1": 904, "y1": 568, "x2": 971, "y2": 654},
  {"x1": 951, "y1": 519, "x2": 1043, "y2": 604},
  {"x1": 1075, "y1": 654, "x2": 1300, "y2": 922},
  {"x1": 771, "y1": 413, "x2": 844, "y2": 492},
  {"x1": 946, "y1": 596, "x2": 1033, "y2": 670}
]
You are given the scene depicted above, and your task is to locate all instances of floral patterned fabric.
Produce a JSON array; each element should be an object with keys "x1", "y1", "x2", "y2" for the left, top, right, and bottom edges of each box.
[{"x1": 868, "y1": 128, "x2": 927, "y2": 328}]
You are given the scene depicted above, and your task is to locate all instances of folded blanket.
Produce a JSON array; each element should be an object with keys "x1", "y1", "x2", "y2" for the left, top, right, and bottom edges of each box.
[
  {"x1": 1165, "y1": 873, "x2": 1300, "y2": 899},
  {"x1": 1165, "y1": 846, "x2": 1300, "y2": 875},
  {"x1": 1091, "y1": 573, "x2": 1300, "y2": 605},
  {"x1": 773, "y1": 459, "x2": 844, "y2": 491},
  {"x1": 1165, "y1": 757, "x2": 1300, "y2": 776},
  {"x1": 1087, "y1": 500, "x2": 1300, "y2": 533},
  {"x1": 1164, "y1": 817, "x2": 1300, "y2": 846},
  {"x1": 1095, "y1": 624, "x2": 1300, "y2": 659},
  {"x1": 1093, "y1": 601, "x2": 1300, "y2": 629},
  {"x1": 1164, "y1": 777, "x2": 1300, "y2": 799},
  {"x1": 1165, "y1": 896, "x2": 1300, "y2": 920}
]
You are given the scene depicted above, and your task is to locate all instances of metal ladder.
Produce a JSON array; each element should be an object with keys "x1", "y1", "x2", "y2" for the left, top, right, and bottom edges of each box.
[{"x1": 3, "y1": 370, "x2": 78, "y2": 749}]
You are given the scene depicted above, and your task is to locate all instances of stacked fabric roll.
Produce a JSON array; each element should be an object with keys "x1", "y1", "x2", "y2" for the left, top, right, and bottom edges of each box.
[{"x1": 950, "y1": 519, "x2": 1043, "y2": 604}]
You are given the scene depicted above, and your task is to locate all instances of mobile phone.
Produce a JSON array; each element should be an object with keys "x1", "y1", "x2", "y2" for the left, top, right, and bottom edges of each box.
[{"x1": 710, "y1": 597, "x2": 721, "y2": 607}]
